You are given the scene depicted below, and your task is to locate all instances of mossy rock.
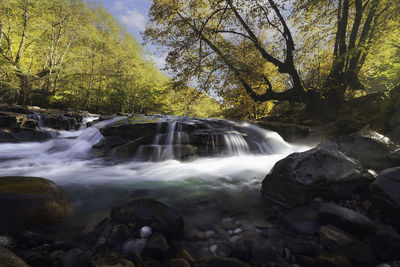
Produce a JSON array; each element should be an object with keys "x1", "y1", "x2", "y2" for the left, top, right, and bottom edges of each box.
[{"x1": 0, "y1": 176, "x2": 71, "y2": 234}]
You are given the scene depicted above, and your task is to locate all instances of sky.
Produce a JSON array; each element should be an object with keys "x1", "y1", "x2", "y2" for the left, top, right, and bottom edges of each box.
[{"x1": 99, "y1": 0, "x2": 167, "y2": 71}]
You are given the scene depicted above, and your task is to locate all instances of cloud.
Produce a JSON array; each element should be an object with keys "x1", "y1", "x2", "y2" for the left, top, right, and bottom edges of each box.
[
  {"x1": 113, "y1": 1, "x2": 124, "y2": 11},
  {"x1": 120, "y1": 9, "x2": 147, "y2": 31},
  {"x1": 150, "y1": 54, "x2": 167, "y2": 70}
]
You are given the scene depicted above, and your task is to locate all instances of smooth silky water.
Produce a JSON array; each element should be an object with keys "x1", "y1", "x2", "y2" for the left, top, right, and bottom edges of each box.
[{"x1": 0, "y1": 115, "x2": 310, "y2": 242}]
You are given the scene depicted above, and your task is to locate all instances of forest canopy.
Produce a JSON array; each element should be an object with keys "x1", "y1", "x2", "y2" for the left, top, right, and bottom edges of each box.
[
  {"x1": 0, "y1": 0, "x2": 221, "y2": 117},
  {"x1": 1, "y1": 0, "x2": 399, "y2": 120},
  {"x1": 145, "y1": 0, "x2": 400, "y2": 119}
]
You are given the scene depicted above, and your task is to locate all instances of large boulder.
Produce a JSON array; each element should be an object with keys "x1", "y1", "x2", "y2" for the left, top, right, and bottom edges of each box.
[
  {"x1": 346, "y1": 131, "x2": 400, "y2": 170},
  {"x1": 0, "y1": 176, "x2": 71, "y2": 234},
  {"x1": 368, "y1": 167, "x2": 400, "y2": 217},
  {"x1": 261, "y1": 142, "x2": 373, "y2": 208},
  {"x1": 319, "y1": 225, "x2": 376, "y2": 265},
  {"x1": 318, "y1": 202, "x2": 374, "y2": 235},
  {"x1": 111, "y1": 198, "x2": 184, "y2": 238}
]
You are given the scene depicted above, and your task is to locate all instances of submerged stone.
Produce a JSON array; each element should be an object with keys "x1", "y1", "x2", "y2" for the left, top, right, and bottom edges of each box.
[{"x1": 111, "y1": 198, "x2": 184, "y2": 238}]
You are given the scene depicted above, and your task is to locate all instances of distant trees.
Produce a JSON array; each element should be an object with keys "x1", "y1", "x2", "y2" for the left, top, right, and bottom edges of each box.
[
  {"x1": 145, "y1": 0, "x2": 399, "y2": 118},
  {"x1": 0, "y1": 0, "x2": 220, "y2": 117}
]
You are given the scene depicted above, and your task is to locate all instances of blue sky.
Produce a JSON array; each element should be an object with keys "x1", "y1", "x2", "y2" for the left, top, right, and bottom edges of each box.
[{"x1": 99, "y1": 0, "x2": 167, "y2": 70}]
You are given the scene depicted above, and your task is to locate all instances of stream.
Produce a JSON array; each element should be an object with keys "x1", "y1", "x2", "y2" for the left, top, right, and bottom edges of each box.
[{"x1": 0, "y1": 115, "x2": 310, "y2": 244}]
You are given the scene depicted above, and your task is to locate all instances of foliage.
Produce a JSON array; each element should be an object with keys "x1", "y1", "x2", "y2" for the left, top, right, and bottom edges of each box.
[
  {"x1": 0, "y1": 0, "x2": 221, "y2": 117},
  {"x1": 145, "y1": 0, "x2": 400, "y2": 119}
]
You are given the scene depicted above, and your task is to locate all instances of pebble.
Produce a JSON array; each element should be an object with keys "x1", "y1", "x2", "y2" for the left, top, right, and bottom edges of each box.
[
  {"x1": 122, "y1": 238, "x2": 147, "y2": 254},
  {"x1": 210, "y1": 245, "x2": 218, "y2": 255},
  {"x1": 140, "y1": 226, "x2": 152, "y2": 238},
  {"x1": 233, "y1": 228, "x2": 242, "y2": 234},
  {"x1": 0, "y1": 236, "x2": 13, "y2": 247},
  {"x1": 229, "y1": 235, "x2": 241, "y2": 243},
  {"x1": 254, "y1": 220, "x2": 270, "y2": 229},
  {"x1": 205, "y1": 230, "x2": 216, "y2": 238}
]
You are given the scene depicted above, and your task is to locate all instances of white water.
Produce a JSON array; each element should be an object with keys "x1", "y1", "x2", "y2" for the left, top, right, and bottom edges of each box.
[{"x1": 0, "y1": 116, "x2": 310, "y2": 230}]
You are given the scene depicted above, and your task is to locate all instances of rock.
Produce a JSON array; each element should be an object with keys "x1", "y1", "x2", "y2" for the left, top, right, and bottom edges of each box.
[
  {"x1": 0, "y1": 236, "x2": 13, "y2": 247},
  {"x1": 113, "y1": 136, "x2": 153, "y2": 158},
  {"x1": 20, "y1": 118, "x2": 38, "y2": 129},
  {"x1": 256, "y1": 121, "x2": 325, "y2": 144},
  {"x1": 62, "y1": 248, "x2": 93, "y2": 267},
  {"x1": 284, "y1": 237, "x2": 320, "y2": 256},
  {"x1": 346, "y1": 131, "x2": 400, "y2": 170},
  {"x1": 250, "y1": 239, "x2": 277, "y2": 264},
  {"x1": 0, "y1": 130, "x2": 19, "y2": 142},
  {"x1": 177, "y1": 249, "x2": 195, "y2": 265},
  {"x1": 106, "y1": 224, "x2": 136, "y2": 250},
  {"x1": 294, "y1": 255, "x2": 315, "y2": 267},
  {"x1": 0, "y1": 247, "x2": 29, "y2": 267},
  {"x1": 140, "y1": 226, "x2": 152, "y2": 238},
  {"x1": 92, "y1": 253, "x2": 135, "y2": 267},
  {"x1": 377, "y1": 261, "x2": 400, "y2": 267},
  {"x1": 111, "y1": 198, "x2": 184, "y2": 238},
  {"x1": 41, "y1": 112, "x2": 82, "y2": 130},
  {"x1": 283, "y1": 207, "x2": 320, "y2": 235},
  {"x1": 196, "y1": 256, "x2": 250, "y2": 267},
  {"x1": 0, "y1": 176, "x2": 71, "y2": 234},
  {"x1": 319, "y1": 225, "x2": 376, "y2": 264},
  {"x1": 122, "y1": 238, "x2": 147, "y2": 256},
  {"x1": 318, "y1": 202, "x2": 374, "y2": 235},
  {"x1": 142, "y1": 233, "x2": 169, "y2": 261},
  {"x1": 17, "y1": 232, "x2": 54, "y2": 249},
  {"x1": 315, "y1": 253, "x2": 353, "y2": 267},
  {"x1": 0, "y1": 104, "x2": 31, "y2": 114},
  {"x1": 261, "y1": 142, "x2": 373, "y2": 208},
  {"x1": 165, "y1": 258, "x2": 190, "y2": 267},
  {"x1": 369, "y1": 167, "x2": 400, "y2": 217},
  {"x1": 0, "y1": 112, "x2": 17, "y2": 128},
  {"x1": 368, "y1": 224, "x2": 400, "y2": 261},
  {"x1": 10, "y1": 128, "x2": 53, "y2": 142}
]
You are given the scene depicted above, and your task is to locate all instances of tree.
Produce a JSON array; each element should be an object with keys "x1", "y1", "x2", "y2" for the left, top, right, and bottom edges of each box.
[
  {"x1": 145, "y1": 0, "x2": 397, "y2": 117},
  {"x1": 145, "y1": 0, "x2": 308, "y2": 105}
]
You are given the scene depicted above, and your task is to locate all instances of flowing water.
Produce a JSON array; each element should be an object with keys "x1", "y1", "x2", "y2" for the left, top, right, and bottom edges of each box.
[{"x1": 0, "y1": 115, "x2": 310, "y2": 241}]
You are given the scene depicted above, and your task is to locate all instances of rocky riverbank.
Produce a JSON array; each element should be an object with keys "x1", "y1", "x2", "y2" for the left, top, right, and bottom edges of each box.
[{"x1": 1, "y1": 103, "x2": 400, "y2": 266}]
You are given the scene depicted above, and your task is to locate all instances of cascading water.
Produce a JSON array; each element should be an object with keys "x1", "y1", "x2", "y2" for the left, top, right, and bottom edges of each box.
[{"x1": 0, "y1": 114, "x2": 310, "y2": 243}]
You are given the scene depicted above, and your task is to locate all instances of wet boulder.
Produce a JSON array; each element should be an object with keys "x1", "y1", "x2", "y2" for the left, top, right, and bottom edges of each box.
[
  {"x1": 318, "y1": 202, "x2": 374, "y2": 235},
  {"x1": 261, "y1": 142, "x2": 374, "y2": 208},
  {"x1": 111, "y1": 198, "x2": 184, "y2": 238},
  {"x1": 10, "y1": 128, "x2": 53, "y2": 142},
  {"x1": 0, "y1": 112, "x2": 17, "y2": 128},
  {"x1": 113, "y1": 136, "x2": 154, "y2": 159},
  {"x1": 368, "y1": 167, "x2": 400, "y2": 217},
  {"x1": 0, "y1": 176, "x2": 71, "y2": 234},
  {"x1": 319, "y1": 225, "x2": 376, "y2": 265},
  {"x1": 41, "y1": 113, "x2": 80, "y2": 130},
  {"x1": 346, "y1": 130, "x2": 400, "y2": 170},
  {"x1": 0, "y1": 130, "x2": 19, "y2": 143},
  {"x1": 0, "y1": 104, "x2": 31, "y2": 115}
]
